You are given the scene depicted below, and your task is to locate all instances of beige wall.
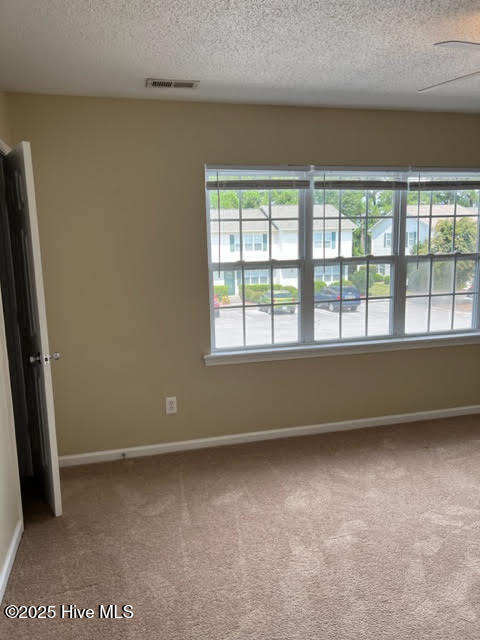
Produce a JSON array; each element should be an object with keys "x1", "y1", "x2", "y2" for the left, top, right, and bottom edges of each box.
[
  {"x1": 7, "y1": 93, "x2": 480, "y2": 456},
  {"x1": 0, "y1": 92, "x2": 11, "y2": 145}
]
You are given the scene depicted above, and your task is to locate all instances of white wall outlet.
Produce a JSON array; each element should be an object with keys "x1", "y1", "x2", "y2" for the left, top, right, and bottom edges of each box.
[{"x1": 166, "y1": 396, "x2": 177, "y2": 415}]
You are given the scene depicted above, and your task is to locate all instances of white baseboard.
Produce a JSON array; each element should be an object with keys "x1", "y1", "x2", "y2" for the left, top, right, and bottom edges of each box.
[
  {"x1": 0, "y1": 519, "x2": 23, "y2": 604},
  {"x1": 59, "y1": 404, "x2": 480, "y2": 468}
]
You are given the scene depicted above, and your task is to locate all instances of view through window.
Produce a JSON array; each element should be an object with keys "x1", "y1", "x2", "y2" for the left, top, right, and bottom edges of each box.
[{"x1": 206, "y1": 167, "x2": 480, "y2": 352}]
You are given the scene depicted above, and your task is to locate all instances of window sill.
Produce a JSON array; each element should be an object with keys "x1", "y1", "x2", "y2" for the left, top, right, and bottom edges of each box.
[{"x1": 204, "y1": 332, "x2": 480, "y2": 366}]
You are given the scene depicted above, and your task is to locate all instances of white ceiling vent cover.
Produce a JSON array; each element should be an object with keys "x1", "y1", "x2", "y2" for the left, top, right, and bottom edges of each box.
[{"x1": 145, "y1": 78, "x2": 199, "y2": 89}]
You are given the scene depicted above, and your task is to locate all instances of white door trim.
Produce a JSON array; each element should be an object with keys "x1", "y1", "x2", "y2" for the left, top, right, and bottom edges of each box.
[{"x1": 59, "y1": 403, "x2": 480, "y2": 467}]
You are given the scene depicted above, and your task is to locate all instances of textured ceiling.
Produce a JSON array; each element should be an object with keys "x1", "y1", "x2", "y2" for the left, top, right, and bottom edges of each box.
[{"x1": 1, "y1": 1, "x2": 480, "y2": 111}]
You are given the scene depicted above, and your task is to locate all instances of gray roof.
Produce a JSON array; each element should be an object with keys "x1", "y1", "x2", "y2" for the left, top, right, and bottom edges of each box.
[
  {"x1": 210, "y1": 204, "x2": 356, "y2": 232},
  {"x1": 371, "y1": 204, "x2": 477, "y2": 233},
  {"x1": 407, "y1": 204, "x2": 475, "y2": 217}
]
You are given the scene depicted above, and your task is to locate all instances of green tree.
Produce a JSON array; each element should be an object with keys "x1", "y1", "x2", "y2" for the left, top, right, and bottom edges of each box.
[
  {"x1": 431, "y1": 217, "x2": 477, "y2": 290},
  {"x1": 271, "y1": 189, "x2": 298, "y2": 205},
  {"x1": 411, "y1": 217, "x2": 477, "y2": 291}
]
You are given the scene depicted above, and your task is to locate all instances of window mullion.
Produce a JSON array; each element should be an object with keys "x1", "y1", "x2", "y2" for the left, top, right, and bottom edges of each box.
[
  {"x1": 393, "y1": 187, "x2": 407, "y2": 337},
  {"x1": 301, "y1": 174, "x2": 314, "y2": 343}
]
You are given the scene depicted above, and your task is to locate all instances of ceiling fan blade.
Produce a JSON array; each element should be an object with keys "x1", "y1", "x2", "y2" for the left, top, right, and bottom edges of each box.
[
  {"x1": 418, "y1": 69, "x2": 480, "y2": 92},
  {"x1": 434, "y1": 40, "x2": 480, "y2": 49}
]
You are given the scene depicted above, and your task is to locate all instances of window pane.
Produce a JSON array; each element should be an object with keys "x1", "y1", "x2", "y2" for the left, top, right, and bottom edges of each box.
[
  {"x1": 271, "y1": 190, "x2": 299, "y2": 218},
  {"x1": 209, "y1": 190, "x2": 239, "y2": 219},
  {"x1": 240, "y1": 190, "x2": 268, "y2": 217},
  {"x1": 342, "y1": 303, "x2": 366, "y2": 339},
  {"x1": 456, "y1": 259, "x2": 476, "y2": 293},
  {"x1": 274, "y1": 306, "x2": 299, "y2": 343},
  {"x1": 405, "y1": 218, "x2": 429, "y2": 255},
  {"x1": 370, "y1": 218, "x2": 393, "y2": 256},
  {"x1": 314, "y1": 306, "x2": 340, "y2": 341},
  {"x1": 242, "y1": 221, "x2": 269, "y2": 261},
  {"x1": 243, "y1": 268, "x2": 271, "y2": 306},
  {"x1": 313, "y1": 219, "x2": 340, "y2": 258},
  {"x1": 273, "y1": 268, "x2": 299, "y2": 305},
  {"x1": 314, "y1": 190, "x2": 339, "y2": 214},
  {"x1": 210, "y1": 221, "x2": 240, "y2": 263},
  {"x1": 367, "y1": 189, "x2": 394, "y2": 216},
  {"x1": 314, "y1": 264, "x2": 341, "y2": 287},
  {"x1": 454, "y1": 217, "x2": 478, "y2": 253},
  {"x1": 368, "y1": 264, "x2": 392, "y2": 297},
  {"x1": 454, "y1": 294, "x2": 474, "y2": 330},
  {"x1": 405, "y1": 297, "x2": 429, "y2": 334},
  {"x1": 313, "y1": 192, "x2": 356, "y2": 258},
  {"x1": 368, "y1": 299, "x2": 391, "y2": 336},
  {"x1": 245, "y1": 307, "x2": 272, "y2": 346},
  {"x1": 213, "y1": 270, "x2": 242, "y2": 306},
  {"x1": 272, "y1": 220, "x2": 298, "y2": 259},
  {"x1": 407, "y1": 261, "x2": 430, "y2": 295},
  {"x1": 343, "y1": 264, "x2": 366, "y2": 296},
  {"x1": 430, "y1": 296, "x2": 453, "y2": 332},
  {"x1": 341, "y1": 263, "x2": 392, "y2": 298},
  {"x1": 432, "y1": 260, "x2": 454, "y2": 294},
  {"x1": 430, "y1": 218, "x2": 454, "y2": 254},
  {"x1": 214, "y1": 308, "x2": 243, "y2": 349}
]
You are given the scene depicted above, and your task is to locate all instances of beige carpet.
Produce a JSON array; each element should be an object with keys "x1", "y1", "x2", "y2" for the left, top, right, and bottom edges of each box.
[{"x1": 3, "y1": 415, "x2": 480, "y2": 639}]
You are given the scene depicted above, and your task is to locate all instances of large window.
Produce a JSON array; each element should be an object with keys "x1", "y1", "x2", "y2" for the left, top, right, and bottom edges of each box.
[{"x1": 206, "y1": 167, "x2": 480, "y2": 355}]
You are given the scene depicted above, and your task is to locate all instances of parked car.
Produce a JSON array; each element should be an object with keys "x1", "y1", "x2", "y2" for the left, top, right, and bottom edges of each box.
[
  {"x1": 213, "y1": 294, "x2": 221, "y2": 317},
  {"x1": 315, "y1": 285, "x2": 361, "y2": 312},
  {"x1": 259, "y1": 290, "x2": 296, "y2": 314}
]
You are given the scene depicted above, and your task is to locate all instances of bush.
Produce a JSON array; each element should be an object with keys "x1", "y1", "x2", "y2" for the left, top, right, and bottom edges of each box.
[
  {"x1": 243, "y1": 286, "x2": 266, "y2": 303},
  {"x1": 369, "y1": 282, "x2": 390, "y2": 297},
  {"x1": 384, "y1": 275, "x2": 390, "y2": 285},
  {"x1": 214, "y1": 285, "x2": 229, "y2": 298},
  {"x1": 243, "y1": 284, "x2": 270, "y2": 293},
  {"x1": 331, "y1": 280, "x2": 353, "y2": 287},
  {"x1": 350, "y1": 266, "x2": 378, "y2": 294},
  {"x1": 315, "y1": 280, "x2": 327, "y2": 292},
  {"x1": 374, "y1": 273, "x2": 384, "y2": 282}
]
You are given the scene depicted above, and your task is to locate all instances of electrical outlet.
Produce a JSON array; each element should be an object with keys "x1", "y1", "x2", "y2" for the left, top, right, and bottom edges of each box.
[{"x1": 166, "y1": 396, "x2": 177, "y2": 415}]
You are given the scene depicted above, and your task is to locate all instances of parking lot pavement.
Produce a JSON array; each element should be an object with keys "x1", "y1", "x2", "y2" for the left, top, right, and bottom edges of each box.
[{"x1": 214, "y1": 298, "x2": 473, "y2": 348}]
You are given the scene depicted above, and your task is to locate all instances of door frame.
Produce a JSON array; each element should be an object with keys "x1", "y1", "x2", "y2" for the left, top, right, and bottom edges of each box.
[{"x1": 0, "y1": 137, "x2": 62, "y2": 517}]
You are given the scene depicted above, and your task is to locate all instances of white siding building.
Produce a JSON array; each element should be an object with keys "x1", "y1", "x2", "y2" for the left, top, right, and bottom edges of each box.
[
  {"x1": 210, "y1": 204, "x2": 356, "y2": 293},
  {"x1": 370, "y1": 204, "x2": 477, "y2": 275}
]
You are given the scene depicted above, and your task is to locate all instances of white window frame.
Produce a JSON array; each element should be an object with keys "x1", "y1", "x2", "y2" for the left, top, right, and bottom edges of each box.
[{"x1": 205, "y1": 165, "x2": 480, "y2": 365}]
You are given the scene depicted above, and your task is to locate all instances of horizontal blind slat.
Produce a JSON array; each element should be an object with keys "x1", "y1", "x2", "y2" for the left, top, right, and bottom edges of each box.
[
  {"x1": 408, "y1": 180, "x2": 480, "y2": 191},
  {"x1": 313, "y1": 180, "x2": 407, "y2": 190},
  {"x1": 206, "y1": 179, "x2": 310, "y2": 191}
]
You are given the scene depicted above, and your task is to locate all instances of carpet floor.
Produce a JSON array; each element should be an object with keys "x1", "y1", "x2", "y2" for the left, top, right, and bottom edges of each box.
[{"x1": 3, "y1": 415, "x2": 480, "y2": 639}]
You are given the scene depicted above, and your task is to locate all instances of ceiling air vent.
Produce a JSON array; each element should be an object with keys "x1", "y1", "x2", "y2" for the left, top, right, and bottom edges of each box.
[{"x1": 145, "y1": 78, "x2": 199, "y2": 89}]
